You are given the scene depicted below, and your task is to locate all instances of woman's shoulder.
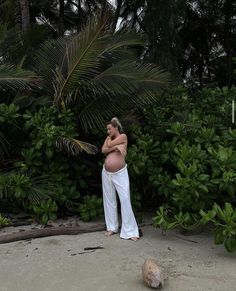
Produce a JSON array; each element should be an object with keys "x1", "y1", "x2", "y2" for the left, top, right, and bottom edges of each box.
[
  {"x1": 120, "y1": 133, "x2": 127, "y2": 136},
  {"x1": 118, "y1": 133, "x2": 127, "y2": 140}
]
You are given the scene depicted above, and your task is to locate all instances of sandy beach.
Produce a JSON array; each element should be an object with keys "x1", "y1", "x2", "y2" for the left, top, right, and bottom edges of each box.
[{"x1": 0, "y1": 215, "x2": 235, "y2": 291}]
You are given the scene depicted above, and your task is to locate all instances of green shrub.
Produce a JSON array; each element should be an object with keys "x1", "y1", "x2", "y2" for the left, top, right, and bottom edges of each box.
[
  {"x1": 0, "y1": 104, "x2": 96, "y2": 222},
  {"x1": 78, "y1": 195, "x2": 103, "y2": 222},
  {"x1": 0, "y1": 213, "x2": 10, "y2": 227},
  {"x1": 200, "y1": 203, "x2": 236, "y2": 253},
  {"x1": 127, "y1": 86, "x2": 236, "y2": 252},
  {"x1": 33, "y1": 198, "x2": 58, "y2": 225}
]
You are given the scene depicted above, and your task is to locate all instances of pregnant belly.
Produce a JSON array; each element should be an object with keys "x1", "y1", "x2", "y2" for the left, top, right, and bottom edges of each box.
[{"x1": 104, "y1": 152, "x2": 125, "y2": 172}]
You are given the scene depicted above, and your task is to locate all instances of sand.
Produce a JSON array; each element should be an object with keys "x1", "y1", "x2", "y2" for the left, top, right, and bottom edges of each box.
[{"x1": 0, "y1": 216, "x2": 235, "y2": 291}]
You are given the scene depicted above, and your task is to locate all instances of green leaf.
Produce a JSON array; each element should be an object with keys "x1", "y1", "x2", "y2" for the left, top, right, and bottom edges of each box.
[
  {"x1": 45, "y1": 148, "x2": 53, "y2": 159},
  {"x1": 214, "y1": 230, "x2": 224, "y2": 245},
  {"x1": 41, "y1": 213, "x2": 49, "y2": 225},
  {"x1": 224, "y1": 237, "x2": 236, "y2": 253},
  {"x1": 198, "y1": 184, "x2": 208, "y2": 192},
  {"x1": 90, "y1": 209, "x2": 97, "y2": 218}
]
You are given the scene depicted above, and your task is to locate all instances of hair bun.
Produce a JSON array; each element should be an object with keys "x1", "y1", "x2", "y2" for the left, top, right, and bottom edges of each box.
[
  {"x1": 111, "y1": 117, "x2": 119, "y2": 123},
  {"x1": 111, "y1": 117, "x2": 123, "y2": 133}
]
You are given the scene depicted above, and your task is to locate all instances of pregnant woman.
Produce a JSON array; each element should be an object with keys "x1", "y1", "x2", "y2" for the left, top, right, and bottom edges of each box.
[{"x1": 101, "y1": 117, "x2": 139, "y2": 241}]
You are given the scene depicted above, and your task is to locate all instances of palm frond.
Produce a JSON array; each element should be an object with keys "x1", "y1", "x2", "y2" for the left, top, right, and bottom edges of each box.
[
  {"x1": 79, "y1": 93, "x2": 133, "y2": 132},
  {"x1": 35, "y1": 16, "x2": 145, "y2": 105},
  {"x1": 0, "y1": 23, "x2": 8, "y2": 40},
  {"x1": 136, "y1": 63, "x2": 171, "y2": 91},
  {"x1": 76, "y1": 62, "x2": 170, "y2": 130},
  {"x1": 34, "y1": 37, "x2": 68, "y2": 96},
  {"x1": 56, "y1": 137, "x2": 99, "y2": 155},
  {"x1": 0, "y1": 168, "x2": 54, "y2": 204},
  {"x1": 90, "y1": 61, "x2": 170, "y2": 94},
  {"x1": 52, "y1": 18, "x2": 111, "y2": 104},
  {"x1": 76, "y1": 61, "x2": 170, "y2": 105},
  {"x1": 63, "y1": 60, "x2": 170, "y2": 121},
  {"x1": 85, "y1": 62, "x2": 139, "y2": 98},
  {"x1": 101, "y1": 28, "x2": 145, "y2": 58},
  {"x1": 0, "y1": 167, "x2": 17, "y2": 200},
  {"x1": 0, "y1": 0, "x2": 16, "y2": 24},
  {"x1": 0, "y1": 131, "x2": 9, "y2": 159},
  {"x1": 34, "y1": 16, "x2": 170, "y2": 132},
  {"x1": 27, "y1": 176, "x2": 54, "y2": 205},
  {"x1": 0, "y1": 64, "x2": 37, "y2": 91},
  {"x1": 77, "y1": 63, "x2": 170, "y2": 131}
]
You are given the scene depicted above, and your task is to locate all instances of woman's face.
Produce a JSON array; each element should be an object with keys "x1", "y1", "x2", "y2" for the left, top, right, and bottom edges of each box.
[{"x1": 107, "y1": 124, "x2": 118, "y2": 138}]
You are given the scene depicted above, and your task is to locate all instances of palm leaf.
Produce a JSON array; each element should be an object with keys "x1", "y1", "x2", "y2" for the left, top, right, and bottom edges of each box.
[
  {"x1": 0, "y1": 167, "x2": 54, "y2": 203},
  {"x1": 77, "y1": 62, "x2": 170, "y2": 131},
  {"x1": 86, "y1": 61, "x2": 170, "y2": 97},
  {"x1": 79, "y1": 90, "x2": 137, "y2": 131},
  {"x1": 0, "y1": 131, "x2": 9, "y2": 159},
  {"x1": 0, "y1": 0, "x2": 16, "y2": 24},
  {"x1": 56, "y1": 137, "x2": 99, "y2": 155},
  {"x1": 35, "y1": 17, "x2": 145, "y2": 105},
  {"x1": 34, "y1": 37, "x2": 68, "y2": 96},
  {"x1": 35, "y1": 15, "x2": 170, "y2": 132},
  {"x1": 27, "y1": 176, "x2": 55, "y2": 205},
  {"x1": 52, "y1": 18, "x2": 113, "y2": 104},
  {"x1": 0, "y1": 64, "x2": 37, "y2": 91},
  {"x1": 100, "y1": 28, "x2": 145, "y2": 58}
]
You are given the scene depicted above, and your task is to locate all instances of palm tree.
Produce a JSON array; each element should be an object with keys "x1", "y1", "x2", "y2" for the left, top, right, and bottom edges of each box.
[
  {"x1": 34, "y1": 16, "x2": 170, "y2": 133},
  {"x1": 19, "y1": 0, "x2": 30, "y2": 31},
  {"x1": 0, "y1": 64, "x2": 37, "y2": 160},
  {"x1": 0, "y1": 13, "x2": 170, "y2": 213},
  {"x1": 0, "y1": 0, "x2": 18, "y2": 28},
  {"x1": 0, "y1": 15, "x2": 170, "y2": 157},
  {"x1": 0, "y1": 64, "x2": 36, "y2": 91}
]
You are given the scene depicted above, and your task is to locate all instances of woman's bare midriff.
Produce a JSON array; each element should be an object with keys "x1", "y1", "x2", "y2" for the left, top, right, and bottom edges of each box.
[{"x1": 104, "y1": 151, "x2": 125, "y2": 172}]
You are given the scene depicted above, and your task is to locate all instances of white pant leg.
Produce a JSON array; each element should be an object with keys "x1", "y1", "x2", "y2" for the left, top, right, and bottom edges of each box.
[
  {"x1": 112, "y1": 166, "x2": 139, "y2": 239},
  {"x1": 102, "y1": 168, "x2": 119, "y2": 232}
]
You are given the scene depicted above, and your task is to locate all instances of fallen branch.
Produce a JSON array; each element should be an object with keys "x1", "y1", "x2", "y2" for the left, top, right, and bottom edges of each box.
[
  {"x1": 175, "y1": 235, "x2": 198, "y2": 243},
  {"x1": 0, "y1": 224, "x2": 106, "y2": 244},
  {"x1": 77, "y1": 250, "x2": 96, "y2": 255},
  {"x1": 84, "y1": 246, "x2": 104, "y2": 250},
  {"x1": 8, "y1": 220, "x2": 32, "y2": 227}
]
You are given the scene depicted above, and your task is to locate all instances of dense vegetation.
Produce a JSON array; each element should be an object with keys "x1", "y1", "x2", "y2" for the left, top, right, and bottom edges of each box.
[
  {"x1": 0, "y1": 0, "x2": 236, "y2": 252},
  {"x1": 127, "y1": 86, "x2": 236, "y2": 252}
]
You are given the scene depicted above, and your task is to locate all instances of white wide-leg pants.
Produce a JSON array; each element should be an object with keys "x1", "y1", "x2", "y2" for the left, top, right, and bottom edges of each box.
[{"x1": 102, "y1": 164, "x2": 139, "y2": 239}]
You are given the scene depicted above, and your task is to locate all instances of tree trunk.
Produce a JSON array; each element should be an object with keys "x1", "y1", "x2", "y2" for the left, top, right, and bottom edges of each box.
[
  {"x1": 59, "y1": 0, "x2": 65, "y2": 36},
  {"x1": 100, "y1": 0, "x2": 107, "y2": 23},
  {"x1": 0, "y1": 224, "x2": 106, "y2": 244},
  {"x1": 112, "y1": 0, "x2": 122, "y2": 33},
  {"x1": 19, "y1": 0, "x2": 30, "y2": 31},
  {"x1": 77, "y1": 0, "x2": 81, "y2": 32}
]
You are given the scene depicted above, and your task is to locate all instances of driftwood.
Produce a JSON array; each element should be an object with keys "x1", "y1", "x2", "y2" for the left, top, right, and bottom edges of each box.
[
  {"x1": 8, "y1": 220, "x2": 32, "y2": 227},
  {"x1": 0, "y1": 224, "x2": 106, "y2": 244}
]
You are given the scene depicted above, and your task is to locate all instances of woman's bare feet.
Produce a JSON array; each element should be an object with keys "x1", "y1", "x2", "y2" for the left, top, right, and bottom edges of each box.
[
  {"x1": 130, "y1": 237, "x2": 139, "y2": 241},
  {"x1": 105, "y1": 231, "x2": 117, "y2": 237}
]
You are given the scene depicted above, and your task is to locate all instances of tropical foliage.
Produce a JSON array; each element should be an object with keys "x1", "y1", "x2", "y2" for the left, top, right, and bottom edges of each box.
[
  {"x1": 0, "y1": 14, "x2": 169, "y2": 225},
  {"x1": 0, "y1": 0, "x2": 236, "y2": 253},
  {"x1": 126, "y1": 86, "x2": 236, "y2": 252}
]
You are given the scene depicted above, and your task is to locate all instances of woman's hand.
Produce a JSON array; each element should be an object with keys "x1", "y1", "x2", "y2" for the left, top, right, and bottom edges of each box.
[
  {"x1": 115, "y1": 144, "x2": 127, "y2": 157},
  {"x1": 106, "y1": 134, "x2": 127, "y2": 148},
  {"x1": 106, "y1": 136, "x2": 112, "y2": 147}
]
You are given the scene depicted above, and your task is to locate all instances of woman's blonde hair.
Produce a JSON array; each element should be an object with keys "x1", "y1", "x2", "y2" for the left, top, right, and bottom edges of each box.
[{"x1": 107, "y1": 117, "x2": 123, "y2": 133}]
